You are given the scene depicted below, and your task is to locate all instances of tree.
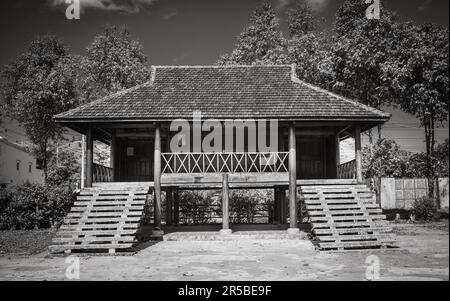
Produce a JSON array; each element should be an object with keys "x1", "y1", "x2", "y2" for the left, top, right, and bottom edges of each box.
[
  {"x1": 47, "y1": 147, "x2": 80, "y2": 187},
  {"x1": 81, "y1": 25, "x2": 151, "y2": 102},
  {"x1": 434, "y1": 139, "x2": 449, "y2": 175},
  {"x1": 362, "y1": 138, "x2": 411, "y2": 179},
  {"x1": 1, "y1": 35, "x2": 78, "y2": 181},
  {"x1": 287, "y1": 1, "x2": 316, "y2": 38},
  {"x1": 218, "y1": 2, "x2": 286, "y2": 65},
  {"x1": 385, "y1": 23, "x2": 449, "y2": 195},
  {"x1": 332, "y1": 0, "x2": 397, "y2": 142},
  {"x1": 286, "y1": 2, "x2": 333, "y2": 89},
  {"x1": 335, "y1": 0, "x2": 371, "y2": 36}
]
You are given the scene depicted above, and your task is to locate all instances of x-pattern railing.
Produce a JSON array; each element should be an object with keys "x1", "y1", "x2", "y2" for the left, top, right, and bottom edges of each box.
[{"x1": 161, "y1": 152, "x2": 289, "y2": 174}]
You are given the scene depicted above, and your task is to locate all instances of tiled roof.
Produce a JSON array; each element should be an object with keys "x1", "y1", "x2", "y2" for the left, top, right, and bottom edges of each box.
[{"x1": 54, "y1": 65, "x2": 390, "y2": 122}]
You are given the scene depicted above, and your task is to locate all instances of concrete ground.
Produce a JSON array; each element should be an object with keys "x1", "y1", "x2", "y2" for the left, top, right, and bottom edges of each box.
[{"x1": 0, "y1": 222, "x2": 448, "y2": 281}]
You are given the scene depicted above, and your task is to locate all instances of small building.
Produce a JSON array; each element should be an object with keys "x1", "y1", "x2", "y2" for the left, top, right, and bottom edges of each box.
[
  {"x1": 52, "y1": 65, "x2": 395, "y2": 253},
  {"x1": 0, "y1": 136, "x2": 44, "y2": 186}
]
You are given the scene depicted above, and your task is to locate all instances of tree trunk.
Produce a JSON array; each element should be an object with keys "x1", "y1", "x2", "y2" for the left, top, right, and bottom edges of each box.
[
  {"x1": 43, "y1": 140, "x2": 48, "y2": 184},
  {"x1": 424, "y1": 118, "x2": 435, "y2": 199}
]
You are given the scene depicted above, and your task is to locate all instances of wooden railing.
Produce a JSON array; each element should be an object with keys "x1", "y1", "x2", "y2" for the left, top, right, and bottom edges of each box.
[
  {"x1": 93, "y1": 163, "x2": 113, "y2": 183},
  {"x1": 337, "y1": 160, "x2": 356, "y2": 179},
  {"x1": 161, "y1": 152, "x2": 289, "y2": 174}
]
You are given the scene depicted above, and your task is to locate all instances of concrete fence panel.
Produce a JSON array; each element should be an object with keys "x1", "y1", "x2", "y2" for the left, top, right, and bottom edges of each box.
[
  {"x1": 380, "y1": 178, "x2": 396, "y2": 209},
  {"x1": 378, "y1": 177, "x2": 449, "y2": 210},
  {"x1": 439, "y1": 178, "x2": 449, "y2": 208}
]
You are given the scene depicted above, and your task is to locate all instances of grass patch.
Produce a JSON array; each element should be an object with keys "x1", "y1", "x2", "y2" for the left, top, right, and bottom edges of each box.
[{"x1": 0, "y1": 229, "x2": 55, "y2": 255}]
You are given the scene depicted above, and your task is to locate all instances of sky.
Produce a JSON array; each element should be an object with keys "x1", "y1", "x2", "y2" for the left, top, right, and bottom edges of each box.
[{"x1": 0, "y1": 0, "x2": 448, "y2": 153}]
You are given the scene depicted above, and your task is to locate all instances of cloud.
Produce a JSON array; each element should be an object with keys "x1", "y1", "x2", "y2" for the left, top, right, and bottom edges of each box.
[
  {"x1": 48, "y1": 0, "x2": 159, "y2": 13},
  {"x1": 274, "y1": 0, "x2": 332, "y2": 12},
  {"x1": 161, "y1": 9, "x2": 177, "y2": 20},
  {"x1": 418, "y1": 0, "x2": 433, "y2": 11},
  {"x1": 306, "y1": 0, "x2": 332, "y2": 12}
]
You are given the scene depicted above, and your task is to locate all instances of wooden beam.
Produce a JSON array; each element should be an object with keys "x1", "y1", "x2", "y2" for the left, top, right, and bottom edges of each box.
[
  {"x1": 86, "y1": 126, "x2": 93, "y2": 188},
  {"x1": 355, "y1": 125, "x2": 363, "y2": 183},
  {"x1": 110, "y1": 129, "x2": 116, "y2": 182},
  {"x1": 273, "y1": 186, "x2": 280, "y2": 224},
  {"x1": 295, "y1": 130, "x2": 336, "y2": 136},
  {"x1": 222, "y1": 174, "x2": 230, "y2": 231},
  {"x1": 81, "y1": 135, "x2": 86, "y2": 189},
  {"x1": 173, "y1": 187, "x2": 180, "y2": 226},
  {"x1": 335, "y1": 134, "x2": 341, "y2": 166},
  {"x1": 165, "y1": 188, "x2": 173, "y2": 226},
  {"x1": 288, "y1": 124, "x2": 298, "y2": 229},
  {"x1": 153, "y1": 123, "x2": 162, "y2": 231},
  {"x1": 280, "y1": 186, "x2": 287, "y2": 224}
]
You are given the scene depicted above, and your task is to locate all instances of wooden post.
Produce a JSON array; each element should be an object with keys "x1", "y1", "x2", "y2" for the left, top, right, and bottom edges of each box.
[
  {"x1": 335, "y1": 134, "x2": 340, "y2": 168},
  {"x1": 110, "y1": 129, "x2": 116, "y2": 182},
  {"x1": 280, "y1": 187, "x2": 287, "y2": 224},
  {"x1": 81, "y1": 135, "x2": 86, "y2": 189},
  {"x1": 273, "y1": 186, "x2": 279, "y2": 224},
  {"x1": 220, "y1": 174, "x2": 231, "y2": 234},
  {"x1": 355, "y1": 125, "x2": 363, "y2": 183},
  {"x1": 173, "y1": 187, "x2": 180, "y2": 226},
  {"x1": 334, "y1": 134, "x2": 341, "y2": 179},
  {"x1": 86, "y1": 126, "x2": 93, "y2": 188},
  {"x1": 288, "y1": 124, "x2": 299, "y2": 233},
  {"x1": 166, "y1": 188, "x2": 173, "y2": 226},
  {"x1": 153, "y1": 123, "x2": 163, "y2": 233}
]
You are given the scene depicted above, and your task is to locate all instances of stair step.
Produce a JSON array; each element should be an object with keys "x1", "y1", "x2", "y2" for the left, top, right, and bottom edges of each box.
[
  {"x1": 304, "y1": 199, "x2": 375, "y2": 205},
  {"x1": 317, "y1": 234, "x2": 396, "y2": 242},
  {"x1": 313, "y1": 227, "x2": 392, "y2": 235},
  {"x1": 49, "y1": 243, "x2": 134, "y2": 252},
  {"x1": 70, "y1": 206, "x2": 145, "y2": 213},
  {"x1": 307, "y1": 209, "x2": 383, "y2": 216},
  {"x1": 306, "y1": 204, "x2": 380, "y2": 210},
  {"x1": 310, "y1": 215, "x2": 386, "y2": 222},
  {"x1": 56, "y1": 229, "x2": 139, "y2": 236},
  {"x1": 53, "y1": 236, "x2": 137, "y2": 244},
  {"x1": 318, "y1": 240, "x2": 396, "y2": 250},
  {"x1": 77, "y1": 195, "x2": 147, "y2": 200}
]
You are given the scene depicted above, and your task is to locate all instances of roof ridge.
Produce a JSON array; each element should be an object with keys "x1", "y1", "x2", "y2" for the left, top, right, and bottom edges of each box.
[
  {"x1": 289, "y1": 64, "x2": 391, "y2": 119},
  {"x1": 0, "y1": 136, "x2": 29, "y2": 152},
  {"x1": 153, "y1": 64, "x2": 293, "y2": 69}
]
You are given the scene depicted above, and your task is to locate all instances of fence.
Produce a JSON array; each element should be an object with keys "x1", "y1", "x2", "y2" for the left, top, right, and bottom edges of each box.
[
  {"x1": 337, "y1": 160, "x2": 356, "y2": 179},
  {"x1": 161, "y1": 152, "x2": 289, "y2": 174},
  {"x1": 93, "y1": 163, "x2": 113, "y2": 183},
  {"x1": 378, "y1": 177, "x2": 449, "y2": 210}
]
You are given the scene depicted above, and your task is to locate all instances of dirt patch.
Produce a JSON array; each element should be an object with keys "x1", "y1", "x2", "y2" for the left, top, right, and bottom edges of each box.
[{"x1": 0, "y1": 230, "x2": 55, "y2": 255}]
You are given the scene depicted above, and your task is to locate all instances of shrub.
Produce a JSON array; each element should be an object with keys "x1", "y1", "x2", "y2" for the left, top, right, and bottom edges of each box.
[
  {"x1": 45, "y1": 186, "x2": 77, "y2": 227},
  {"x1": 230, "y1": 190, "x2": 272, "y2": 224},
  {"x1": 230, "y1": 192, "x2": 258, "y2": 224},
  {"x1": 179, "y1": 191, "x2": 218, "y2": 225},
  {"x1": 412, "y1": 196, "x2": 438, "y2": 222},
  {"x1": 0, "y1": 183, "x2": 76, "y2": 230},
  {"x1": 362, "y1": 138, "x2": 411, "y2": 179}
]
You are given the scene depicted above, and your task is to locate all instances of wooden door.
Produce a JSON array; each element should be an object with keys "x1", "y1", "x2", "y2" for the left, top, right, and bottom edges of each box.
[
  {"x1": 118, "y1": 138, "x2": 153, "y2": 182},
  {"x1": 297, "y1": 137, "x2": 326, "y2": 179}
]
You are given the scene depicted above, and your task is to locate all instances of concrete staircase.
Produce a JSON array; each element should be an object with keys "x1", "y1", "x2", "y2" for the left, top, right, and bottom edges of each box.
[
  {"x1": 49, "y1": 185, "x2": 149, "y2": 254},
  {"x1": 300, "y1": 180, "x2": 395, "y2": 251}
]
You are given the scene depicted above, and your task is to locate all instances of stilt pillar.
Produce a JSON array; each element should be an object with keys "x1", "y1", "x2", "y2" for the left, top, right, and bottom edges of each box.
[
  {"x1": 153, "y1": 123, "x2": 163, "y2": 235},
  {"x1": 220, "y1": 174, "x2": 231, "y2": 235},
  {"x1": 288, "y1": 124, "x2": 299, "y2": 234}
]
